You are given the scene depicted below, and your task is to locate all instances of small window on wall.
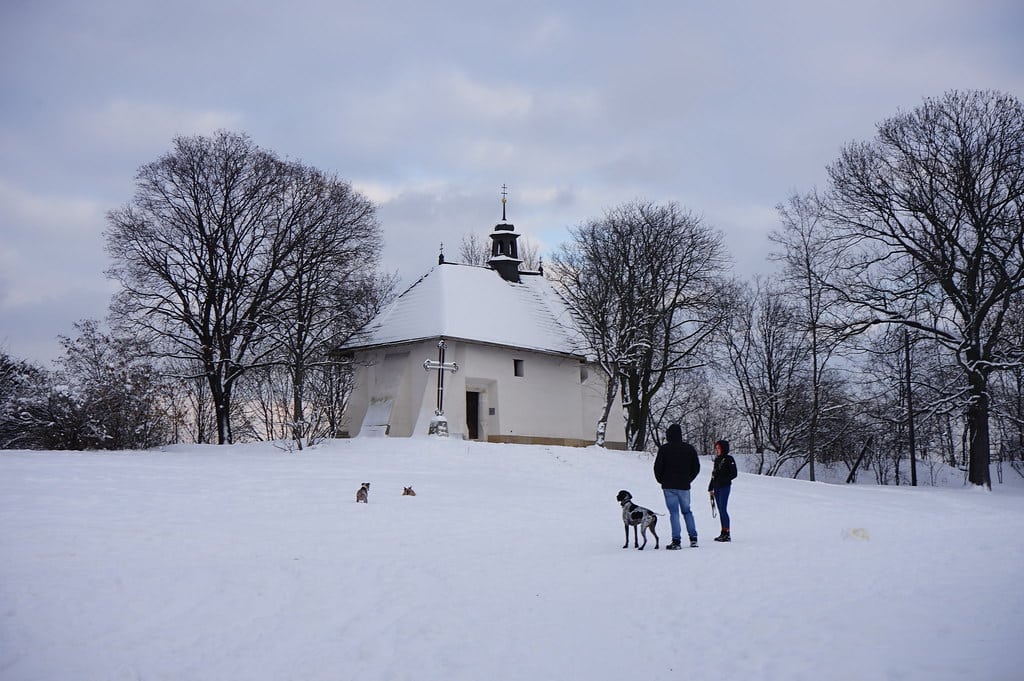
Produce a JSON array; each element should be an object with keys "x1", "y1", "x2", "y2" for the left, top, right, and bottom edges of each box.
[
  {"x1": 513, "y1": 359, "x2": 525, "y2": 377},
  {"x1": 579, "y1": 366, "x2": 589, "y2": 383}
]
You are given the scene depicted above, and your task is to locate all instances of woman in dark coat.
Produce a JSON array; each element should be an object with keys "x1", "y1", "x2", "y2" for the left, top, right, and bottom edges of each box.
[{"x1": 708, "y1": 439, "x2": 738, "y2": 542}]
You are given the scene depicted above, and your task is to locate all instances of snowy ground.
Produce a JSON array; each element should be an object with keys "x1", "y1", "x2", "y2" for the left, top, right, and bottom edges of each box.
[{"x1": 2, "y1": 437, "x2": 1022, "y2": 681}]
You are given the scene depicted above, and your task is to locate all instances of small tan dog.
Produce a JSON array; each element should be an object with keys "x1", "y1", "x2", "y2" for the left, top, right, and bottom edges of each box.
[
  {"x1": 402, "y1": 486, "x2": 416, "y2": 496},
  {"x1": 355, "y1": 482, "x2": 370, "y2": 503}
]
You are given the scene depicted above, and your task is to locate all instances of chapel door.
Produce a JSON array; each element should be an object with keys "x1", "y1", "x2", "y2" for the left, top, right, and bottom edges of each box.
[{"x1": 466, "y1": 391, "x2": 480, "y2": 440}]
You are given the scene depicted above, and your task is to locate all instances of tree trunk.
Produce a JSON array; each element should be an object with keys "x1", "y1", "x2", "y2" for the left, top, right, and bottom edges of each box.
[
  {"x1": 967, "y1": 386, "x2": 992, "y2": 488},
  {"x1": 845, "y1": 437, "x2": 874, "y2": 483},
  {"x1": 213, "y1": 386, "x2": 233, "y2": 445},
  {"x1": 1017, "y1": 369, "x2": 1024, "y2": 462},
  {"x1": 594, "y1": 366, "x2": 618, "y2": 447},
  {"x1": 905, "y1": 330, "x2": 918, "y2": 486},
  {"x1": 291, "y1": 382, "x2": 304, "y2": 450},
  {"x1": 207, "y1": 363, "x2": 233, "y2": 445},
  {"x1": 291, "y1": 358, "x2": 306, "y2": 450},
  {"x1": 622, "y1": 370, "x2": 637, "y2": 450}
]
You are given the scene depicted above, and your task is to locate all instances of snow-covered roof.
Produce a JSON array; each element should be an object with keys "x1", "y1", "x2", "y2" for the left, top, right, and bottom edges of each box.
[{"x1": 342, "y1": 263, "x2": 586, "y2": 357}]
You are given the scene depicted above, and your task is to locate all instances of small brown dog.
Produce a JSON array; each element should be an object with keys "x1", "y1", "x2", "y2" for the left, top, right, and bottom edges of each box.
[
  {"x1": 402, "y1": 486, "x2": 416, "y2": 496},
  {"x1": 355, "y1": 482, "x2": 370, "y2": 503}
]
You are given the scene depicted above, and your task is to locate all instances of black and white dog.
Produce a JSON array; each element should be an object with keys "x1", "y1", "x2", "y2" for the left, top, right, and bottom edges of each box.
[{"x1": 616, "y1": 490, "x2": 660, "y2": 550}]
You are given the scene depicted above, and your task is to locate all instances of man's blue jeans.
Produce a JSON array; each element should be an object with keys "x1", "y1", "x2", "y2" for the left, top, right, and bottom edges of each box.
[{"x1": 663, "y1": 488, "x2": 697, "y2": 542}]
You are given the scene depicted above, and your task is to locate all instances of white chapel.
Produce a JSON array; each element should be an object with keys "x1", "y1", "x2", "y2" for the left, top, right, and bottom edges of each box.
[{"x1": 338, "y1": 195, "x2": 626, "y2": 448}]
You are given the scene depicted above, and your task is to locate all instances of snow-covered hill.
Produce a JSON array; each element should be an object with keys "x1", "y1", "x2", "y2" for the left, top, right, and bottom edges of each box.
[{"x1": 2, "y1": 438, "x2": 1022, "y2": 681}]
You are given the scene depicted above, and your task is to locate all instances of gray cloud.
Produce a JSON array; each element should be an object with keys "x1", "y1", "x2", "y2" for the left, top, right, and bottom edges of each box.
[{"x1": 1, "y1": 0, "x2": 1021, "y2": 364}]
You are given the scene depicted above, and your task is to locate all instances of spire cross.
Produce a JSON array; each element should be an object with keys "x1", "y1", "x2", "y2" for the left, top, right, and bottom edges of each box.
[{"x1": 501, "y1": 183, "x2": 508, "y2": 221}]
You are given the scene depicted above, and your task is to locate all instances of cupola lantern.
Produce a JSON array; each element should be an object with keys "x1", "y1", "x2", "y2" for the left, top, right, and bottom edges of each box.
[{"x1": 488, "y1": 184, "x2": 522, "y2": 282}]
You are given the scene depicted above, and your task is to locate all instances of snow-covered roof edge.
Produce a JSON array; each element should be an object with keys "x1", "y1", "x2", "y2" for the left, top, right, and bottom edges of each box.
[{"x1": 338, "y1": 263, "x2": 595, "y2": 360}]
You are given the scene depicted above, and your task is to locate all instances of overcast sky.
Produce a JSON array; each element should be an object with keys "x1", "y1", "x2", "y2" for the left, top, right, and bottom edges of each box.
[{"x1": 1, "y1": 0, "x2": 1022, "y2": 365}]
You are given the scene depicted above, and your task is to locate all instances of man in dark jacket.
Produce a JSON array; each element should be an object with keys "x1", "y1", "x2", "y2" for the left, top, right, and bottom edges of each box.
[{"x1": 653, "y1": 423, "x2": 701, "y2": 548}]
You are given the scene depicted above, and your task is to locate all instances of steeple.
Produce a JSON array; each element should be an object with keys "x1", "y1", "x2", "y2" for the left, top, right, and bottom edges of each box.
[{"x1": 488, "y1": 184, "x2": 522, "y2": 282}]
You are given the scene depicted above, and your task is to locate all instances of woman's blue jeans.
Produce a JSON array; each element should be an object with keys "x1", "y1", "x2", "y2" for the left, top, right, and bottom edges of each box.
[
  {"x1": 662, "y1": 488, "x2": 697, "y2": 542},
  {"x1": 713, "y1": 485, "x2": 731, "y2": 531}
]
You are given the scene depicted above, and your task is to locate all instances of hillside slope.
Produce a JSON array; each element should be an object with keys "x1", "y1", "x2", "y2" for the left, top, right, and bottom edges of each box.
[{"x1": 2, "y1": 438, "x2": 1022, "y2": 681}]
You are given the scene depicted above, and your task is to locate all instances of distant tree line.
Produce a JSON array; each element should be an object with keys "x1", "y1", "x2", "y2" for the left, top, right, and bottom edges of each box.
[
  {"x1": 1, "y1": 131, "x2": 395, "y2": 451},
  {"x1": 547, "y1": 89, "x2": 1024, "y2": 488},
  {"x1": 1, "y1": 321, "x2": 171, "y2": 450},
  {"x1": 3, "y1": 91, "x2": 1022, "y2": 489}
]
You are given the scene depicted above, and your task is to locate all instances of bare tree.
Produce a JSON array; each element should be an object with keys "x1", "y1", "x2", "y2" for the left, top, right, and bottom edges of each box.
[
  {"x1": 164, "y1": 359, "x2": 217, "y2": 444},
  {"x1": 991, "y1": 290, "x2": 1024, "y2": 478},
  {"x1": 1, "y1": 323, "x2": 173, "y2": 450},
  {"x1": 233, "y1": 364, "x2": 287, "y2": 441},
  {"x1": 825, "y1": 90, "x2": 1024, "y2": 488},
  {"x1": 856, "y1": 325, "x2": 920, "y2": 483},
  {"x1": 54, "y1": 320, "x2": 173, "y2": 450},
  {"x1": 105, "y1": 131, "x2": 384, "y2": 445},
  {"x1": 551, "y1": 200, "x2": 728, "y2": 450},
  {"x1": 0, "y1": 351, "x2": 49, "y2": 449},
  {"x1": 518, "y1": 236, "x2": 541, "y2": 271},
  {"x1": 718, "y1": 278, "x2": 814, "y2": 474},
  {"x1": 548, "y1": 223, "x2": 623, "y2": 446},
  {"x1": 458, "y1": 232, "x2": 489, "y2": 266},
  {"x1": 770, "y1": 191, "x2": 850, "y2": 481},
  {"x1": 259, "y1": 171, "x2": 393, "y2": 449},
  {"x1": 648, "y1": 367, "x2": 729, "y2": 455}
]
